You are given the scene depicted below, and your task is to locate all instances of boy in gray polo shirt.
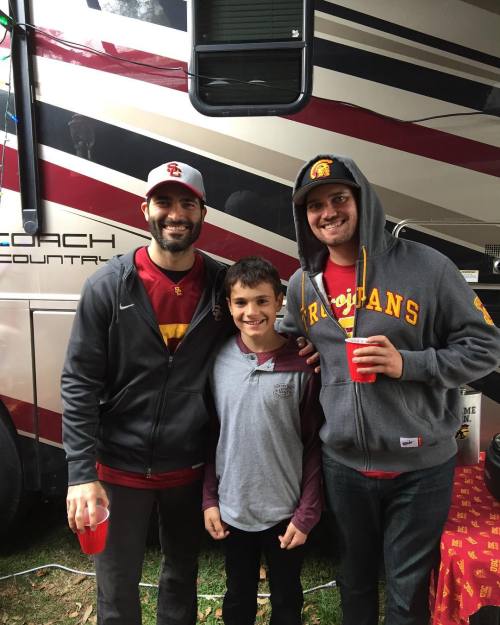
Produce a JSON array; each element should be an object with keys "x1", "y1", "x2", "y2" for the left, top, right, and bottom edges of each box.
[{"x1": 203, "y1": 256, "x2": 323, "y2": 625}]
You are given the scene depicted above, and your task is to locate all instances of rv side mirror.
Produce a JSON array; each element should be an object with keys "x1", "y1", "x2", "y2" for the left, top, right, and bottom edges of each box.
[{"x1": 189, "y1": 0, "x2": 313, "y2": 117}]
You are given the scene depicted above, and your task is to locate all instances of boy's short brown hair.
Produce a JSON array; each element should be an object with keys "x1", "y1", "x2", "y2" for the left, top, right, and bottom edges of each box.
[{"x1": 225, "y1": 256, "x2": 282, "y2": 298}]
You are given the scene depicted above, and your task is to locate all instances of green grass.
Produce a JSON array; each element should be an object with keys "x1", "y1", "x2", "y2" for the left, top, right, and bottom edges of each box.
[{"x1": 0, "y1": 499, "x2": 342, "y2": 624}]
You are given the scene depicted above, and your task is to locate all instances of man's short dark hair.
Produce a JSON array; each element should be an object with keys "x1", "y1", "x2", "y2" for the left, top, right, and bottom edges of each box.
[{"x1": 225, "y1": 256, "x2": 282, "y2": 297}]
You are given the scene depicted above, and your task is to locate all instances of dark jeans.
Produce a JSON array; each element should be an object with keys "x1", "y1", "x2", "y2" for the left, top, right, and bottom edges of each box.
[
  {"x1": 223, "y1": 520, "x2": 305, "y2": 625},
  {"x1": 94, "y1": 480, "x2": 203, "y2": 625},
  {"x1": 323, "y1": 455, "x2": 456, "y2": 625}
]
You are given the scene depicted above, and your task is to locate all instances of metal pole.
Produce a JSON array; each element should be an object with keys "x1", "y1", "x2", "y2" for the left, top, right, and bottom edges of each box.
[{"x1": 10, "y1": 0, "x2": 42, "y2": 235}]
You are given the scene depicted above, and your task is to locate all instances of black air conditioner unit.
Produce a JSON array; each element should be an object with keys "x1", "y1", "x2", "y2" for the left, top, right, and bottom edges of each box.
[{"x1": 189, "y1": 0, "x2": 313, "y2": 117}]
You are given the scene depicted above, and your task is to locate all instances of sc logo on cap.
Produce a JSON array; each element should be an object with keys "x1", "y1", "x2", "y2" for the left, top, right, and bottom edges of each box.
[
  {"x1": 310, "y1": 159, "x2": 333, "y2": 180},
  {"x1": 167, "y1": 162, "x2": 182, "y2": 177}
]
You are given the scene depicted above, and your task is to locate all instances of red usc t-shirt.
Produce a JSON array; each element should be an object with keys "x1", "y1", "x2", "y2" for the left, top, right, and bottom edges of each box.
[
  {"x1": 322, "y1": 258, "x2": 357, "y2": 338},
  {"x1": 135, "y1": 245, "x2": 204, "y2": 352}
]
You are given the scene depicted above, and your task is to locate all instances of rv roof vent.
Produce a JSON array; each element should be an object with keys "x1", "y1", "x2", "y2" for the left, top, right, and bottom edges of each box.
[{"x1": 485, "y1": 244, "x2": 500, "y2": 258}]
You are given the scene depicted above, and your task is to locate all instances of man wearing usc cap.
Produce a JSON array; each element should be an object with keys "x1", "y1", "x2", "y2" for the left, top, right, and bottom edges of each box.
[
  {"x1": 62, "y1": 161, "x2": 233, "y2": 625},
  {"x1": 281, "y1": 153, "x2": 500, "y2": 625}
]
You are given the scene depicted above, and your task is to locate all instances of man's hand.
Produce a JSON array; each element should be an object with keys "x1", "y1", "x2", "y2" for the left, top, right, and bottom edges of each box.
[
  {"x1": 297, "y1": 337, "x2": 321, "y2": 373},
  {"x1": 352, "y1": 335, "x2": 403, "y2": 379},
  {"x1": 67, "y1": 481, "x2": 109, "y2": 533},
  {"x1": 278, "y1": 522, "x2": 308, "y2": 550},
  {"x1": 204, "y1": 506, "x2": 229, "y2": 540}
]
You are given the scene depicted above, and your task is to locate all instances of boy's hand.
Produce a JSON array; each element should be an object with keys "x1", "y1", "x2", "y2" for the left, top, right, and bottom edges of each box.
[
  {"x1": 278, "y1": 521, "x2": 308, "y2": 550},
  {"x1": 297, "y1": 337, "x2": 321, "y2": 373},
  {"x1": 204, "y1": 506, "x2": 229, "y2": 540}
]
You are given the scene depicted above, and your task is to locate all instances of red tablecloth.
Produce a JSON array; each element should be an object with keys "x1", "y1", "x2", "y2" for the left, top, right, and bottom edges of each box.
[{"x1": 431, "y1": 455, "x2": 500, "y2": 625}]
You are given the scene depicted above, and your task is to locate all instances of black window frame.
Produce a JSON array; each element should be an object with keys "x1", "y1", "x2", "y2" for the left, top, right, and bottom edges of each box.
[{"x1": 189, "y1": 0, "x2": 314, "y2": 117}]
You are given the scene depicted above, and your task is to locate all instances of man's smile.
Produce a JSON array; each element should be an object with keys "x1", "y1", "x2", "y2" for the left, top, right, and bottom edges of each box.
[
  {"x1": 320, "y1": 217, "x2": 347, "y2": 230},
  {"x1": 160, "y1": 221, "x2": 192, "y2": 233}
]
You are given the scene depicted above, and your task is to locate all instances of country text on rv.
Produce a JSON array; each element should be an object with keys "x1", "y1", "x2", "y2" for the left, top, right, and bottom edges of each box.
[{"x1": 0, "y1": 232, "x2": 116, "y2": 264}]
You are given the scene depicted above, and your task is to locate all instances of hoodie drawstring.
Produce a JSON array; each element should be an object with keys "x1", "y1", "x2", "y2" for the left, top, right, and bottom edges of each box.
[
  {"x1": 358, "y1": 245, "x2": 368, "y2": 306},
  {"x1": 300, "y1": 271, "x2": 309, "y2": 335}
]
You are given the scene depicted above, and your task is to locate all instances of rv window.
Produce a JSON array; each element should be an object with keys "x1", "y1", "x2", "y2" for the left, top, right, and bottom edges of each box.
[{"x1": 190, "y1": 0, "x2": 313, "y2": 116}]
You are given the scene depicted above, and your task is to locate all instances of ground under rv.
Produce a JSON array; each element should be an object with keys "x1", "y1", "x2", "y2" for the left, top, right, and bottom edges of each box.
[{"x1": 0, "y1": 0, "x2": 499, "y2": 530}]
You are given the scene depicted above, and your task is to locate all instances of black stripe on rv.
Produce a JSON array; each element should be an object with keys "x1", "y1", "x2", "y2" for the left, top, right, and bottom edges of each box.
[
  {"x1": 35, "y1": 101, "x2": 297, "y2": 240},
  {"x1": 313, "y1": 38, "x2": 500, "y2": 115},
  {"x1": 315, "y1": 1, "x2": 500, "y2": 70}
]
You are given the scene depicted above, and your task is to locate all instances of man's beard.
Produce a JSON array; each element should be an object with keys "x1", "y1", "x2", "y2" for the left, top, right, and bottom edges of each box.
[{"x1": 148, "y1": 218, "x2": 202, "y2": 253}]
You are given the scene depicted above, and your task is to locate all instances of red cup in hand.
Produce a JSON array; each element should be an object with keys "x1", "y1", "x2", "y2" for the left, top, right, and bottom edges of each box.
[
  {"x1": 77, "y1": 504, "x2": 109, "y2": 555},
  {"x1": 345, "y1": 338, "x2": 380, "y2": 383}
]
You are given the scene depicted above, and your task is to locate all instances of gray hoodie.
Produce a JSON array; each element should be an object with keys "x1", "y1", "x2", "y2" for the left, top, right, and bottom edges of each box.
[{"x1": 281, "y1": 153, "x2": 500, "y2": 472}]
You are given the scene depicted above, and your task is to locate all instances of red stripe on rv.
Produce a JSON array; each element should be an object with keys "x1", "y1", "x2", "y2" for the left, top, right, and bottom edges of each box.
[
  {"x1": 286, "y1": 100, "x2": 500, "y2": 179},
  {"x1": 33, "y1": 30, "x2": 188, "y2": 92},
  {"x1": 0, "y1": 394, "x2": 63, "y2": 445},
  {"x1": 25, "y1": 31, "x2": 500, "y2": 178},
  {"x1": 1, "y1": 394, "x2": 35, "y2": 438},
  {"x1": 2, "y1": 147, "x2": 299, "y2": 278},
  {"x1": 38, "y1": 405, "x2": 63, "y2": 444}
]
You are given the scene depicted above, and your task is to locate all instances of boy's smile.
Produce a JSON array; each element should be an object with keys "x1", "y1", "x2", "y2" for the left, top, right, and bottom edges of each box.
[{"x1": 227, "y1": 280, "x2": 284, "y2": 351}]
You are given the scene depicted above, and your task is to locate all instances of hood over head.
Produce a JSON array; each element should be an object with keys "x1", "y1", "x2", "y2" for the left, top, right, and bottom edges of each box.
[{"x1": 292, "y1": 154, "x2": 390, "y2": 274}]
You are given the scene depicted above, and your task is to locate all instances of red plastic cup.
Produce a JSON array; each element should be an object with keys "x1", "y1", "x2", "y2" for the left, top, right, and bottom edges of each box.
[
  {"x1": 345, "y1": 338, "x2": 380, "y2": 383},
  {"x1": 77, "y1": 504, "x2": 109, "y2": 555}
]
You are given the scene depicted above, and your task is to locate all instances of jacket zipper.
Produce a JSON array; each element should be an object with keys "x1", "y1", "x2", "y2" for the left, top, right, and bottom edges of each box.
[
  {"x1": 307, "y1": 271, "x2": 370, "y2": 469},
  {"x1": 120, "y1": 264, "x2": 168, "y2": 478},
  {"x1": 146, "y1": 353, "x2": 174, "y2": 477},
  {"x1": 122, "y1": 257, "x2": 224, "y2": 478},
  {"x1": 145, "y1": 267, "x2": 222, "y2": 477}
]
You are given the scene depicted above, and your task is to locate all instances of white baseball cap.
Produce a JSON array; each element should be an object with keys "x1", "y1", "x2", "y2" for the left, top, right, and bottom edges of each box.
[{"x1": 145, "y1": 161, "x2": 206, "y2": 201}]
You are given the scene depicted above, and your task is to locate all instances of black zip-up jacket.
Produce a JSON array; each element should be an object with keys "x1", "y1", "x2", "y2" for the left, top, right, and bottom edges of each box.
[{"x1": 61, "y1": 248, "x2": 233, "y2": 485}]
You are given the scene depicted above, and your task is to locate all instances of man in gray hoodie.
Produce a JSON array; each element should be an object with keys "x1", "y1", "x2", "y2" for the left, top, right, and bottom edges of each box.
[{"x1": 281, "y1": 154, "x2": 500, "y2": 625}]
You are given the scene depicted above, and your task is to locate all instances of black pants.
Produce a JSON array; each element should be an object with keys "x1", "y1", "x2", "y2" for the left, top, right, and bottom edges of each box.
[
  {"x1": 323, "y1": 456, "x2": 456, "y2": 625},
  {"x1": 94, "y1": 480, "x2": 203, "y2": 625},
  {"x1": 222, "y1": 520, "x2": 305, "y2": 625}
]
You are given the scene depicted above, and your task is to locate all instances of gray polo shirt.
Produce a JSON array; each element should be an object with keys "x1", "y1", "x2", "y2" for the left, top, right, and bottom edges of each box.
[{"x1": 205, "y1": 335, "x2": 322, "y2": 533}]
